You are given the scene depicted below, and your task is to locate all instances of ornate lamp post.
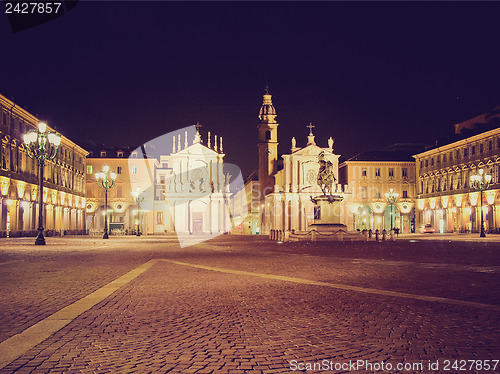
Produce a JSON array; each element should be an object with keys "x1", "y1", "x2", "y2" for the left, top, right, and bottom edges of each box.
[
  {"x1": 385, "y1": 188, "x2": 399, "y2": 231},
  {"x1": 23, "y1": 122, "x2": 61, "y2": 245},
  {"x1": 95, "y1": 166, "x2": 116, "y2": 239},
  {"x1": 131, "y1": 188, "x2": 144, "y2": 236},
  {"x1": 470, "y1": 168, "x2": 492, "y2": 237}
]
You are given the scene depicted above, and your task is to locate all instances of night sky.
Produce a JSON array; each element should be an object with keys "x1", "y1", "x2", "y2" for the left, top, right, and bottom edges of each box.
[{"x1": 2, "y1": 1, "x2": 500, "y2": 176}]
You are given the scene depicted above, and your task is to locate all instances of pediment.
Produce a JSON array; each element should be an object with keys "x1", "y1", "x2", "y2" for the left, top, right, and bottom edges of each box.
[
  {"x1": 176, "y1": 142, "x2": 218, "y2": 156},
  {"x1": 291, "y1": 145, "x2": 334, "y2": 157}
]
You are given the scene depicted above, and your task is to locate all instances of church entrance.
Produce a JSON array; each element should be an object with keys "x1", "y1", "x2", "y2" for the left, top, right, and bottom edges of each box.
[{"x1": 192, "y1": 212, "x2": 203, "y2": 234}]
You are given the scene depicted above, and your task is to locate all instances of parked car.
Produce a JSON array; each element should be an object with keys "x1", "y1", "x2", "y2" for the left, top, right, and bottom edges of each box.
[{"x1": 421, "y1": 224, "x2": 435, "y2": 233}]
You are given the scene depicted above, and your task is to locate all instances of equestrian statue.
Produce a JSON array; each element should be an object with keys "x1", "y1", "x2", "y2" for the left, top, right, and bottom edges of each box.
[{"x1": 317, "y1": 151, "x2": 337, "y2": 196}]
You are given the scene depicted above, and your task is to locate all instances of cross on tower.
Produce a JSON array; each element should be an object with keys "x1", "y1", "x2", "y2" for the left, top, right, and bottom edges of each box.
[
  {"x1": 307, "y1": 123, "x2": 315, "y2": 134},
  {"x1": 264, "y1": 85, "x2": 270, "y2": 95},
  {"x1": 195, "y1": 122, "x2": 203, "y2": 132}
]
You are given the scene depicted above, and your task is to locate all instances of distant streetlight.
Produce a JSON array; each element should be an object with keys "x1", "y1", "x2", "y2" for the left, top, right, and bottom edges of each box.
[
  {"x1": 23, "y1": 122, "x2": 61, "y2": 245},
  {"x1": 131, "y1": 188, "x2": 144, "y2": 236},
  {"x1": 385, "y1": 188, "x2": 399, "y2": 231},
  {"x1": 95, "y1": 166, "x2": 117, "y2": 239},
  {"x1": 470, "y1": 168, "x2": 492, "y2": 237}
]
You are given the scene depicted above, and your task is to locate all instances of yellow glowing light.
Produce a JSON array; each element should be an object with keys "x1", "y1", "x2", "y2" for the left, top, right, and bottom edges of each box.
[
  {"x1": 441, "y1": 196, "x2": 449, "y2": 209},
  {"x1": 455, "y1": 195, "x2": 462, "y2": 207},
  {"x1": 482, "y1": 206, "x2": 489, "y2": 214},
  {"x1": 429, "y1": 199, "x2": 436, "y2": 209},
  {"x1": 6, "y1": 199, "x2": 13, "y2": 206},
  {"x1": 451, "y1": 207, "x2": 457, "y2": 213},
  {"x1": 464, "y1": 207, "x2": 472, "y2": 215},
  {"x1": 470, "y1": 192, "x2": 479, "y2": 206},
  {"x1": 486, "y1": 191, "x2": 496, "y2": 205},
  {"x1": 417, "y1": 199, "x2": 425, "y2": 210},
  {"x1": 38, "y1": 122, "x2": 47, "y2": 133}
]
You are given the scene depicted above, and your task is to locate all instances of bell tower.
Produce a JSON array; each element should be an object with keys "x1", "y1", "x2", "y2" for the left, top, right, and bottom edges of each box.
[{"x1": 257, "y1": 86, "x2": 279, "y2": 198}]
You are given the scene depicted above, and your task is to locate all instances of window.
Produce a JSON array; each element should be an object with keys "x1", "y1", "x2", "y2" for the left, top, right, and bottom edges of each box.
[
  {"x1": 265, "y1": 130, "x2": 271, "y2": 140},
  {"x1": 443, "y1": 154, "x2": 447, "y2": 163},
  {"x1": 472, "y1": 146, "x2": 475, "y2": 155},
  {"x1": 361, "y1": 186, "x2": 367, "y2": 199},
  {"x1": 117, "y1": 166, "x2": 122, "y2": 174},
  {"x1": 480, "y1": 143, "x2": 484, "y2": 153},
  {"x1": 131, "y1": 166, "x2": 137, "y2": 174},
  {"x1": 160, "y1": 175, "x2": 165, "y2": 184},
  {"x1": 375, "y1": 187, "x2": 381, "y2": 199},
  {"x1": 157, "y1": 212, "x2": 163, "y2": 224},
  {"x1": 402, "y1": 168, "x2": 408, "y2": 177},
  {"x1": 388, "y1": 168, "x2": 394, "y2": 177},
  {"x1": 464, "y1": 148, "x2": 468, "y2": 157},
  {"x1": 117, "y1": 151, "x2": 124, "y2": 158},
  {"x1": 489, "y1": 141, "x2": 493, "y2": 151},
  {"x1": 100, "y1": 151, "x2": 107, "y2": 157},
  {"x1": 361, "y1": 168, "x2": 367, "y2": 177},
  {"x1": 456, "y1": 150, "x2": 460, "y2": 159},
  {"x1": 425, "y1": 159, "x2": 428, "y2": 167},
  {"x1": 375, "y1": 168, "x2": 381, "y2": 177},
  {"x1": 431, "y1": 158, "x2": 434, "y2": 166},
  {"x1": 86, "y1": 165, "x2": 93, "y2": 174},
  {"x1": 402, "y1": 190, "x2": 408, "y2": 198}
]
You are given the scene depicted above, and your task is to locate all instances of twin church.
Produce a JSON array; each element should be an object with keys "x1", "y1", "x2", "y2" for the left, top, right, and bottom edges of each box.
[{"x1": 233, "y1": 89, "x2": 351, "y2": 237}]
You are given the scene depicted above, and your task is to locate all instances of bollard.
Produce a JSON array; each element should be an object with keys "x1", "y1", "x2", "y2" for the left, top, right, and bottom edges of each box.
[
  {"x1": 368, "y1": 229, "x2": 373, "y2": 239},
  {"x1": 382, "y1": 229, "x2": 386, "y2": 241},
  {"x1": 375, "y1": 229, "x2": 379, "y2": 241}
]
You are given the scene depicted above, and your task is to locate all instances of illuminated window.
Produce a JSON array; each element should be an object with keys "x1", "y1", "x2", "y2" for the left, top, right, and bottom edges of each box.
[
  {"x1": 86, "y1": 165, "x2": 93, "y2": 174},
  {"x1": 361, "y1": 186, "x2": 367, "y2": 199},
  {"x1": 132, "y1": 167, "x2": 137, "y2": 174},
  {"x1": 157, "y1": 212, "x2": 163, "y2": 224}
]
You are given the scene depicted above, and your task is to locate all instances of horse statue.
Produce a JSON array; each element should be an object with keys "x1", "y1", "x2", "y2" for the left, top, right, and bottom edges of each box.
[{"x1": 317, "y1": 152, "x2": 337, "y2": 196}]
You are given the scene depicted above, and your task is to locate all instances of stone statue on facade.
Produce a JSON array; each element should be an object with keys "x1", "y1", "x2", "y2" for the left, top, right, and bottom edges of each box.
[{"x1": 317, "y1": 151, "x2": 336, "y2": 196}]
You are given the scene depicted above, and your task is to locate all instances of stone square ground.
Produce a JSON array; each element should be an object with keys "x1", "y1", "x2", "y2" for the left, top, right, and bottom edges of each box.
[{"x1": 0, "y1": 235, "x2": 499, "y2": 373}]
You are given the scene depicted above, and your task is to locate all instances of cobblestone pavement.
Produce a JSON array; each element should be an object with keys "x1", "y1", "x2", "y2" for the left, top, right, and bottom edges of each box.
[{"x1": 1, "y1": 236, "x2": 500, "y2": 373}]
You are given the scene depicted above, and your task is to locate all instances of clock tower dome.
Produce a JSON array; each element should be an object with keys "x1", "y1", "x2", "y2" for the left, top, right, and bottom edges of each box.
[{"x1": 257, "y1": 86, "x2": 279, "y2": 198}]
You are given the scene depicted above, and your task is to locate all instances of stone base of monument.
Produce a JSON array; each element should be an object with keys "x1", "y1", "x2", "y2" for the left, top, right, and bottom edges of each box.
[{"x1": 288, "y1": 194, "x2": 364, "y2": 242}]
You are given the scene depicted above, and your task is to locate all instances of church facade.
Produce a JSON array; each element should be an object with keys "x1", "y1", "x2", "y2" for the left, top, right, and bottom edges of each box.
[
  {"x1": 152, "y1": 126, "x2": 233, "y2": 238},
  {"x1": 252, "y1": 90, "x2": 351, "y2": 236}
]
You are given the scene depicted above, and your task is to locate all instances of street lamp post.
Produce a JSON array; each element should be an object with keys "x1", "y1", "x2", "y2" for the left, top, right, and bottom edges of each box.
[
  {"x1": 470, "y1": 168, "x2": 492, "y2": 237},
  {"x1": 385, "y1": 188, "x2": 399, "y2": 232},
  {"x1": 23, "y1": 122, "x2": 61, "y2": 245},
  {"x1": 95, "y1": 166, "x2": 117, "y2": 239},
  {"x1": 132, "y1": 188, "x2": 144, "y2": 236}
]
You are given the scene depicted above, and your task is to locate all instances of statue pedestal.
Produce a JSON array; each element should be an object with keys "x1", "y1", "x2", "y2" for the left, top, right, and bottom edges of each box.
[
  {"x1": 288, "y1": 194, "x2": 364, "y2": 242},
  {"x1": 309, "y1": 195, "x2": 347, "y2": 238}
]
